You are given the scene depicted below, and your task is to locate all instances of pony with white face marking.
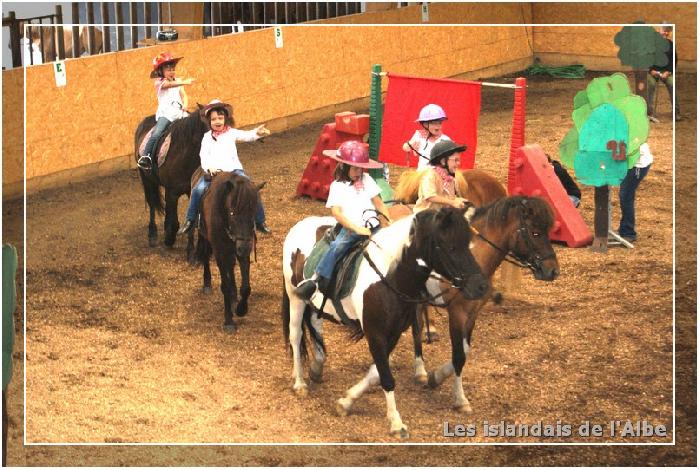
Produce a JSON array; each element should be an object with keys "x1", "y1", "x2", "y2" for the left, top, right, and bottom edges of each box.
[{"x1": 282, "y1": 207, "x2": 488, "y2": 438}]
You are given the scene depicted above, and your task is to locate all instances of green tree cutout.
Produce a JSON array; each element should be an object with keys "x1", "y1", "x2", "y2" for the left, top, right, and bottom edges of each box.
[
  {"x1": 614, "y1": 24, "x2": 670, "y2": 70},
  {"x1": 559, "y1": 73, "x2": 649, "y2": 187}
]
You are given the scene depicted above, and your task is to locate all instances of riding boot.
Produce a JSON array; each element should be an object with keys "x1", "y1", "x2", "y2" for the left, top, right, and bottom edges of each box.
[
  {"x1": 177, "y1": 219, "x2": 194, "y2": 235},
  {"x1": 295, "y1": 278, "x2": 318, "y2": 301}
]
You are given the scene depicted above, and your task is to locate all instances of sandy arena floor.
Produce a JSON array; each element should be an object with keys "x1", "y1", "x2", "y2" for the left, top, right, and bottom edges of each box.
[{"x1": 2, "y1": 72, "x2": 695, "y2": 465}]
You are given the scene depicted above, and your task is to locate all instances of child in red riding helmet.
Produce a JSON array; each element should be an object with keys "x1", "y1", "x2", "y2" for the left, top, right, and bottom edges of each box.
[
  {"x1": 402, "y1": 103, "x2": 452, "y2": 170},
  {"x1": 137, "y1": 52, "x2": 195, "y2": 170},
  {"x1": 295, "y1": 141, "x2": 391, "y2": 300}
]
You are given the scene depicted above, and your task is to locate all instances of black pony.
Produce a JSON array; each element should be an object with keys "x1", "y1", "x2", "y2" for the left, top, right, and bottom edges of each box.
[
  {"x1": 196, "y1": 172, "x2": 264, "y2": 332},
  {"x1": 134, "y1": 106, "x2": 209, "y2": 257}
]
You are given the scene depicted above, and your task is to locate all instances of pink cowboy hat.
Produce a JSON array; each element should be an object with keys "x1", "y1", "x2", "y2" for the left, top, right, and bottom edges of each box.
[{"x1": 322, "y1": 140, "x2": 383, "y2": 169}]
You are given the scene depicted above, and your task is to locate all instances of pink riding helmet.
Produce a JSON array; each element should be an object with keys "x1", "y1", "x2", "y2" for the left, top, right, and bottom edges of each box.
[
  {"x1": 416, "y1": 104, "x2": 447, "y2": 123},
  {"x1": 322, "y1": 140, "x2": 384, "y2": 169}
]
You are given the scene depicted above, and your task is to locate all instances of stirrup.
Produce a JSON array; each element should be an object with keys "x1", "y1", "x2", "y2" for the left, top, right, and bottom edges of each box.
[{"x1": 137, "y1": 155, "x2": 152, "y2": 170}]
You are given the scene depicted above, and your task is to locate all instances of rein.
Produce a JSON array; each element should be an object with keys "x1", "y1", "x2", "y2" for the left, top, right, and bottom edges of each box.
[
  {"x1": 470, "y1": 205, "x2": 555, "y2": 275},
  {"x1": 362, "y1": 223, "x2": 464, "y2": 308}
]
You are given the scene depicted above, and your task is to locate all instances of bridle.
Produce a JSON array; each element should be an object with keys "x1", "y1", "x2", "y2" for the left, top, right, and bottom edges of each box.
[
  {"x1": 361, "y1": 213, "x2": 474, "y2": 307},
  {"x1": 225, "y1": 208, "x2": 258, "y2": 262},
  {"x1": 471, "y1": 202, "x2": 555, "y2": 276}
]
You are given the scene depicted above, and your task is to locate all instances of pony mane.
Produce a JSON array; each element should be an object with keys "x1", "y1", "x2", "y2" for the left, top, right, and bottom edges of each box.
[
  {"x1": 394, "y1": 169, "x2": 429, "y2": 204},
  {"x1": 213, "y1": 173, "x2": 258, "y2": 219},
  {"x1": 472, "y1": 196, "x2": 555, "y2": 230},
  {"x1": 366, "y1": 213, "x2": 417, "y2": 270},
  {"x1": 167, "y1": 108, "x2": 208, "y2": 140},
  {"x1": 394, "y1": 168, "x2": 469, "y2": 204}
]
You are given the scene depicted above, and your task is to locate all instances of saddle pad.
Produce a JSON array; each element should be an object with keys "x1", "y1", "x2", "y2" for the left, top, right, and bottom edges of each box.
[
  {"x1": 303, "y1": 231, "x2": 366, "y2": 300},
  {"x1": 138, "y1": 127, "x2": 172, "y2": 168}
]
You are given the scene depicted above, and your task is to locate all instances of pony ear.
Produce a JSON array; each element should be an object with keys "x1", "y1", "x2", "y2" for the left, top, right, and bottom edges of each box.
[{"x1": 256, "y1": 182, "x2": 266, "y2": 192}]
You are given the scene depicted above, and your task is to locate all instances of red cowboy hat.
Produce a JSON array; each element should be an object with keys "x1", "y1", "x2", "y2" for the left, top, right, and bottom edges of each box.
[
  {"x1": 150, "y1": 52, "x2": 182, "y2": 78},
  {"x1": 322, "y1": 140, "x2": 383, "y2": 169}
]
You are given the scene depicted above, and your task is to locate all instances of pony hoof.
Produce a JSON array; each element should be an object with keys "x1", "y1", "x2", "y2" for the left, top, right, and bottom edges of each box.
[
  {"x1": 336, "y1": 398, "x2": 352, "y2": 416},
  {"x1": 203, "y1": 287, "x2": 212, "y2": 295},
  {"x1": 427, "y1": 371, "x2": 440, "y2": 389},
  {"x1": 148, "y1": 237, "x2": 158, "y2": 248},
  {"x1": 414, "y1": 374, "x2": 428, "y2": 385},
  {"x1": 235, "y1": 303, "x2": 248, "y2": 317},
  {"x1": 390, "y1": 426, "x2": 409, "y2": 439},
  {"x1": 309, "y1": 363, "x2": 324, "y2": 383},
  {"x1": 222, "y1": 323, "x2": 237, "y2": 334},
  {"x1": 454, "y1": 403, "x2": 473, "y2": 414},
  {"x1": 293, "y1": 385, "x2": 308, "y2": 397}
]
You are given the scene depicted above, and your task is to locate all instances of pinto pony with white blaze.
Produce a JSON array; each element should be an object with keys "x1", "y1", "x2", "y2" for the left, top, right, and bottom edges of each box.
[{"x1": 281, "y1": 207, "x2": 488, "y2": 438}]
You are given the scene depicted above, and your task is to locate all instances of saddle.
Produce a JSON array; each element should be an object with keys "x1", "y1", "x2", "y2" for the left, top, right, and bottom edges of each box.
[
  {"x1": 138, "y1": 124, "x2": 173, "y2": 168},
  {"x1": 303, "y1": 226, "x2": 369, "y2": 324}
]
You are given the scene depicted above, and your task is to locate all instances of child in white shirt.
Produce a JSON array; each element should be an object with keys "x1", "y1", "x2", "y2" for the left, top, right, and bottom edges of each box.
[
  {"x1": 295, "y1": 141, "x2": 390, "y2": 300},
  {"x1": 178, "y1": 99, "x2": 271, "y2": 235}
]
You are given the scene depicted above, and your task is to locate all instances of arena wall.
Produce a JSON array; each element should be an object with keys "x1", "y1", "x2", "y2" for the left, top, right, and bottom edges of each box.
[{"x1": 2, "y1": 2, "x2": 696, "y2": 198}]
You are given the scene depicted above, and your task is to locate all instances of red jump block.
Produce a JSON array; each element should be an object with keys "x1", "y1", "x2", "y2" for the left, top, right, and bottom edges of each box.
[
  {"x1": 296, "y1": 112, "x2": 369, "y2": 201},
  {"x1": 508, "y1": 144, "x2": 593, "y2": 248}
]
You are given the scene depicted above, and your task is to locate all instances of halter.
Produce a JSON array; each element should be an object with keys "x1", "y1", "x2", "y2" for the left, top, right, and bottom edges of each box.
[
  {"x1": 225, "y1": 207, "x2": 258, "y2": 263},
  {"x1": 471, "y1": 202, "x2": 556, "y2": 276}
]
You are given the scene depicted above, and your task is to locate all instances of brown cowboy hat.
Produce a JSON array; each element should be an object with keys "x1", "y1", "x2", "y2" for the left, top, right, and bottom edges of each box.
[
  {"x1": 322, "y1": 140, "x2": 384, "y2": 169},
  {"x1": 202, "y1": 99, "x2": 233, "y2": 118}
]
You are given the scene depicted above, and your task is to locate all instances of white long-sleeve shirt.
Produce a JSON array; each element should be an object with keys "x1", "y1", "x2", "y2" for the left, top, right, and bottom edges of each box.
[{"x1": 199, "y1": 127, "x2": 260, "y2": 172}]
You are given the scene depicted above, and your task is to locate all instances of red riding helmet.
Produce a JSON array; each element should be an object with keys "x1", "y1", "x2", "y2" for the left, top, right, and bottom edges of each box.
[{"x1": 150, "y1": 52, "x2": 182, "y2": 78}]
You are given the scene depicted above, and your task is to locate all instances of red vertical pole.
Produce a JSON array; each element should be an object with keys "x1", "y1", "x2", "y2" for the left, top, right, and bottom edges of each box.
[{"x1": 507, "y1": 77, "x2": 527, "y2": 194}]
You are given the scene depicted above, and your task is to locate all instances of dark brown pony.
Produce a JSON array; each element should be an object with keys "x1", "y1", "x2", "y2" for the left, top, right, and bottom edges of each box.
[
  {"x1": 196, "y1": 171, "x2": 263, "y2": 332},
  {"x1": 417, "y1": 195, "x2": 560, "y2": 412},
  {"x1": 134, "y1": 106, "x2": 209, "y2": 256}
]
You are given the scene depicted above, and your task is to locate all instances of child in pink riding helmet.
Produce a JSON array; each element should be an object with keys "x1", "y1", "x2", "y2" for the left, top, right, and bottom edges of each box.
[
  {"x1": 402, "y1": 103, "x2": 452, "y2": 170},
  {"x1": 137, "y1": 52, "x2": 195, "y2": 170},
  {"x1": 295, "y1": 141, "x2": 391, "y2": 300}
]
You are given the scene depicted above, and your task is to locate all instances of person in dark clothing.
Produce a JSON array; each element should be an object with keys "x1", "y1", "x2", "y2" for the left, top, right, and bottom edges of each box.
[
  {"x1": 647, "y1": 23, "x2": 680, "y2": 122},
  {"x1": 547, "y1": 155, "x2": 581, "y2": 208}
]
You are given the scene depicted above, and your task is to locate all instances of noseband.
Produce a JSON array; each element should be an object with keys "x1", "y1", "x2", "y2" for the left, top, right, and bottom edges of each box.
[
  {"x1": 472, "y1": 204, "x2": 555, "y2": 275},
  {"x1": 225, "y1": 209, "x2": 257, "y2": 262}
]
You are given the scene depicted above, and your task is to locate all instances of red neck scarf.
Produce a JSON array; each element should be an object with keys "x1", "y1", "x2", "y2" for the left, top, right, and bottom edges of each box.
[
  {"x1": 352, "y1": 174, "x2": 365, "y2": 192},
  {"x1": 211, "y1": 125, "x2": 230, "y2": 140},
  {"x1": 433, "y1": 165, "x2": 454, "y2": 193}
]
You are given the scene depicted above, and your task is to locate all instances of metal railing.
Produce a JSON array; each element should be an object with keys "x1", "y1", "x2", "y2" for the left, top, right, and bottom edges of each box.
[{"x1": 3, "y1": 2, "x2": 370, "y2": 68}]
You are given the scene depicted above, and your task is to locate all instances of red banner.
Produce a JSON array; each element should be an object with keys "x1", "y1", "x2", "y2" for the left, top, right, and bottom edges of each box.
[{"x1": 378, "y1": 74, "x2": 482, "y2": 169}]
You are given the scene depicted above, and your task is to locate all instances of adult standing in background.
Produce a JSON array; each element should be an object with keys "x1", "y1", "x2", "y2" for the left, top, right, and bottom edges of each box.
[{"x1": 647, "y1": 23, "x2": 681, "y2": 122}]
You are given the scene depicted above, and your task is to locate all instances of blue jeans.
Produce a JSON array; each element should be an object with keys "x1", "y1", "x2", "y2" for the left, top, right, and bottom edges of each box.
[
  {"x1": 618, "y1": 165, "x2": 651, "y2": 240},
  {"x1": 143, "y1": 117, "x2": 171, "y2": 157},
  {"x1": 316, "y1": 227, "x2": 372, "y2": 280},
  {"x1": 185, "y1": 170, "x2": 266, "y2": 226}
]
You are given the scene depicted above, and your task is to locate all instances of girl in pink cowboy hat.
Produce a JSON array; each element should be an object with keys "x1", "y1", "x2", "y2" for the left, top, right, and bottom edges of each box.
[
  {"x1": 138, "y1": 52, "x2": 196, "y2": 170},
  {"x1": 402, "y1": 103, "x2": 452, "y2": 170},
  {"x1": 295, "y1": 140, "x2": 391, "y2": 300}
]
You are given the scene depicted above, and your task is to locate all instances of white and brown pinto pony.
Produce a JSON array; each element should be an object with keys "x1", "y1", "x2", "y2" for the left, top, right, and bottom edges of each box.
[{"x1": 282, "y1": 207, "x2": 488, "y2": 438}]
